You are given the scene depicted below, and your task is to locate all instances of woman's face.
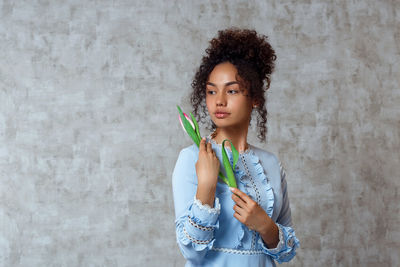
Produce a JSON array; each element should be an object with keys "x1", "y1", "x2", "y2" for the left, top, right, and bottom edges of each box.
[{"x1": 206, "y1": 62, "x2": 255, "y2": 131}]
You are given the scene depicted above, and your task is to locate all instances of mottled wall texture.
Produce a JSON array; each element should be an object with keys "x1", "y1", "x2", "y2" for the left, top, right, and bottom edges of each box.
[{"x1": 0, "y1": 0, "x2": 399, "y2": 266}]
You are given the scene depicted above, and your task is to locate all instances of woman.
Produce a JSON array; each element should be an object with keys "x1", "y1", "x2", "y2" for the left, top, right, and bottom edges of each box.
[{"x1": 172, "y1": 28, "x2": 300, "y2": 267}]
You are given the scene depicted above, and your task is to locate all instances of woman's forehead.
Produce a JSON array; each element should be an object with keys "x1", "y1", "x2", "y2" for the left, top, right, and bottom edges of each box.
[{"x1": 207, "y1": 63, "x2": 238, "y2": 83}]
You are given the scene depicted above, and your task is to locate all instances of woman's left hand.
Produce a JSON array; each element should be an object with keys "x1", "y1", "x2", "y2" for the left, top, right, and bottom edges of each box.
[{"x1": 230, "y1": 187, "x2": 273, "y2": 234}]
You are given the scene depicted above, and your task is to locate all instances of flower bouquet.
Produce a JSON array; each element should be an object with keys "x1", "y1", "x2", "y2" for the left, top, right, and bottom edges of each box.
[{"x1": 177, "y1": 105, "x2": 238, "y2": 188}]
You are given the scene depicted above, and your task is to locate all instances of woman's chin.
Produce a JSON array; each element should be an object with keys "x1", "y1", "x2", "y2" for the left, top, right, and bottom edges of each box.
[{"x1": 213, "y1": 122, "x2": 237, "y2": 130}]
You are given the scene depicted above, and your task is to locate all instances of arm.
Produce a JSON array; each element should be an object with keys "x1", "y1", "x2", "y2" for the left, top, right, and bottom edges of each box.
[
  {"x1": 258, "y1": 162, "x2": 300, "y2": 263},
  {"x1": 172, "y1": 140, "x2": 220, "y2": 265}
]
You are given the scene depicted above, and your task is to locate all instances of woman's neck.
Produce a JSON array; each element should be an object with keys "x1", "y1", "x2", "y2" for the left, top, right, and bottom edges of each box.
[{"x1": 211, "y1": 127, "x2": 249, "y2": 153}]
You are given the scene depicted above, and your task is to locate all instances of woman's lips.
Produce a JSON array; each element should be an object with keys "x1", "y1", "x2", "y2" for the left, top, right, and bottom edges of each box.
[{"x1": 215, "y1": 112, "x2": 230, "y2": 119}]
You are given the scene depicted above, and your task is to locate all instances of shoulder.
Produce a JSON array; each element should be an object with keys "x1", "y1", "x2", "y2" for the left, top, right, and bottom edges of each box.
[
  {"x1": 174, "y1": 144, "x2": 199, "y2": 170},
  {"x1": 172, "y1": 144, "x2": 199, "y2": 183},
  {"x1": 177, "y1": 144, "x2": 198, "y2": 161},
  {"x1": 250, "y1": 144, "x2": 280, "y2": 166},
  {"x1": 249, "y1": 144, "x2": 287, "y2": 186}
]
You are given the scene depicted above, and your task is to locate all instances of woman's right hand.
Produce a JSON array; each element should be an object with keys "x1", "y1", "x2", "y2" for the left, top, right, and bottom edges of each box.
[{"x1": 195, "y1": 138, "x2": 220, "y2": 206}]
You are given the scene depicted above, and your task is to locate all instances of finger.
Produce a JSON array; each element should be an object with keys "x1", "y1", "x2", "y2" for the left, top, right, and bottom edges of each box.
[
  {"x1": 233, "y1": 204, "x2": 246, "y2": 216},
  {"x1": 232, "y1": 193, "x2": 249, "y2": 211},
  {"x1": 199, "y1": 138, "x2": 206, "y2": 152},
  {"x1": 213, "y1": 151, "x2": 218, "y2": 158},
  {"x1": 229, "y1": 187, "x2": 252, "y2": 204},
  {"x1": 207, "y1": 141, "x2": 212, "y2": 153},
  {"x1": 233, "y1": 212, "x2": 243, "y2": 223}
]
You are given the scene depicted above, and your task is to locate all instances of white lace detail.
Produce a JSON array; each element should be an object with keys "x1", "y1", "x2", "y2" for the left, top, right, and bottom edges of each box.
[
  {"x1": 193, "y1": 196, "x2": 221, "y2": 214},
  {"x1": 183, "y1": 226, "x2": 213, "y2": 245},
  {"x1": 265, "y1": 224, "x2": 285, "y2": 253},
  {"x1": 188, "y1": 216, "x2": 214, "y2": 231},
  {"x1": 207, "y1": 135, "x2": 252, "y2": 155},
  {"x1": 240, "y1": 153, "x2": 260, "y2": 249},
  {"x1": 212, "y1": 247, "x2": 264, "y2": 255}
]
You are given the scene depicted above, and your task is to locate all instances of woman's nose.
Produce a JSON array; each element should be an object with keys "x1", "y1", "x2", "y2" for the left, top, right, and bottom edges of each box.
[{"x1": 216, "y1": 92, "x2": 226, "y2": 106}]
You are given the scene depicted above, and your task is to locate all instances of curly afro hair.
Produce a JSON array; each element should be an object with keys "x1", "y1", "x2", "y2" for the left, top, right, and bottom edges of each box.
[{"x1": 190, "y1": 28, "x2": 276, "y2": 142}]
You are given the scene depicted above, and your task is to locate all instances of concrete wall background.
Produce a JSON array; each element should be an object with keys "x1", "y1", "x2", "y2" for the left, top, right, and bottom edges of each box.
[{"x1": 1, "y1": 0, "x2": 399, "y2": 266}]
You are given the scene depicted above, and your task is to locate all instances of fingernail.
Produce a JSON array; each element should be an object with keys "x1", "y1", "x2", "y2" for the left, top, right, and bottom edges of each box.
[{"x1": 229, "y1": 187, "x2": 234, "y2": 192}]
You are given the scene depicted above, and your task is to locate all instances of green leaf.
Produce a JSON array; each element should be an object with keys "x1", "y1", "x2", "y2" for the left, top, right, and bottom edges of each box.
[
  {"x1": 218, "y1": 171, "x2": 229, "y2": 185},
  {"x1": 221, "y1": 139, "x2": 237, "y2": 188},
  {"x1": 226, "y1": 140, "x2": 239, "y2": 171}
]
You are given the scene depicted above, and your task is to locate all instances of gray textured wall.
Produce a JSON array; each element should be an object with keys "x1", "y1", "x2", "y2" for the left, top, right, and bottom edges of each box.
[{"x1": 1, "y1": 0, "x2": 399, "y2": 266}]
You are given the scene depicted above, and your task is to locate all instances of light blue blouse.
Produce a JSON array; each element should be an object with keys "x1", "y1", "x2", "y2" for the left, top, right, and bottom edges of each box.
[{"x1": 172, "y1": 137, "x2": 300, "y2": 267}]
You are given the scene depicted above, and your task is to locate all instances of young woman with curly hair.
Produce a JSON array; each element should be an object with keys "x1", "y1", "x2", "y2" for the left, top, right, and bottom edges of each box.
[{"x1": 172, "y1": 28, "x2": 300, "y2": 267}]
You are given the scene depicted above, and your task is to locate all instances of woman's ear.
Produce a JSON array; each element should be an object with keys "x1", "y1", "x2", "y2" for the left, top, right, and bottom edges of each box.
[{"x1": 252, "y1": 99, "x2": 259, "y2": 109}]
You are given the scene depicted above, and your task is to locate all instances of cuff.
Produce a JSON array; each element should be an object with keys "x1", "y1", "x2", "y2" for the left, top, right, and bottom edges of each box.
[
  {"x1": 177, "y1": 196, "x2": 220, "y2": 251},
  {"x1": 190, "y1": 196, "x2": 221, "y2": 223},
  {"x1": 258, "y1": 223, "x2": 300, "y2": 263}
]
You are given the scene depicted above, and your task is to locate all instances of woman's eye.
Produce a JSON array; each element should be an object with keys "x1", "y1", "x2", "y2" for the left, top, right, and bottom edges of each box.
[
  {"x1": 228, "y1": 90, "x2": 238, "y2": 94},
  {"x1": 207, "y1": 90, "x2": 216, "y2": 95}
]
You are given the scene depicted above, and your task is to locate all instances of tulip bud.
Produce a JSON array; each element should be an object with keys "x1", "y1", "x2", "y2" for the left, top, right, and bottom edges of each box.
[
  {"x1": 178, "y1": 112, "x2": 195, "y2": 133},
  {"x1": 177, "y1": 105, "x2": 201, "y2": 147}
]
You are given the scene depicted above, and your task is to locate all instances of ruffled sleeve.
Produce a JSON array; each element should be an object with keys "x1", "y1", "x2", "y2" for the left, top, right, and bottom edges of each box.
[
  {"x1": 176, "y1": 196, "x2": 220, "y2": 249},
  {"x1": 258, "y1": 162, "x2": 300, "y2": 263},
  {"x1": 172, "y1": 146, "x2": 220, "y2": 264},
  {"x1": 258, "y1": 223, "x2": 300, "y2": 263}
]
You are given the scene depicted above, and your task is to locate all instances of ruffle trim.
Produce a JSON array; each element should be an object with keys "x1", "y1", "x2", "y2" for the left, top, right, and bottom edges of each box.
[
  {"x1": 193, "y1": 196, "x2": 221, "y2": 215},
  {"x1": 251, "y1": 151, "x2": 275, "y2": 218},
  {"x1": 235, "y1": 223, "x2": 245, "y2": 249},
  {"x1": 176, "y1": 216, "x2": 219, "y2": 251},
  {"x1": 258, "y1": 224, "x2": 285, "y2": 254},
  {"x1": 233, "y1": 173, "x2": 246, "y2": 249},
  {"x1": 202, "y1": 136, "x2": 275, "y2": 250},
  {"x1": 235, "y1": 150, "x2": 275, "y2": 218},
  {"x1": 177, "y1": 224, "x2": 217, "y2": 251},
  {"x1": 230, "y1": 149, "x2": 275, "y2": 249}
]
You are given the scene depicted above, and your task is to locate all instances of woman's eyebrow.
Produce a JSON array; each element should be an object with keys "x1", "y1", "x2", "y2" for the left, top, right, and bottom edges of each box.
[
  {"x1": 206, "y1": 81, "x2": 239, "y2": 87},
  {"x1": 206, "y1": 81, "x2": 216, "y2": 87},
  {"x1": 225, "y1": 81, "x2": 239, "y2": 86}
]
